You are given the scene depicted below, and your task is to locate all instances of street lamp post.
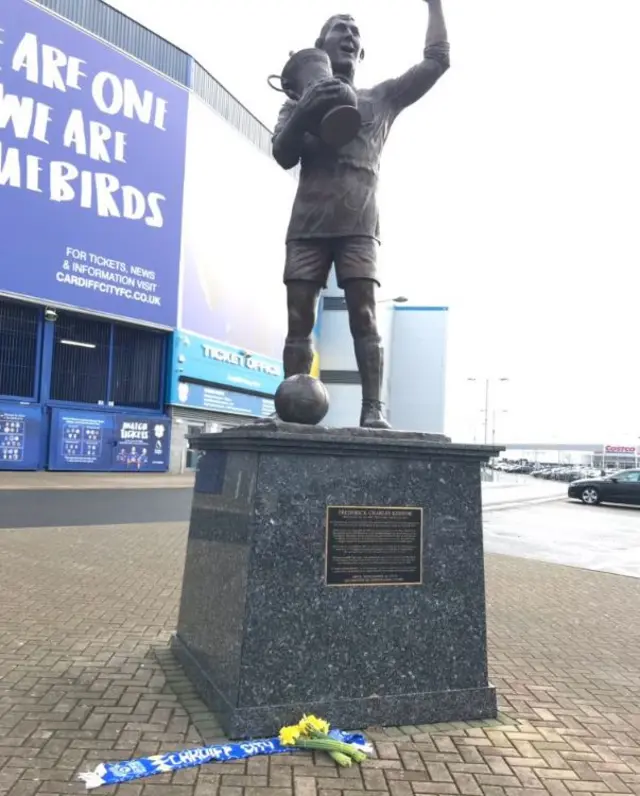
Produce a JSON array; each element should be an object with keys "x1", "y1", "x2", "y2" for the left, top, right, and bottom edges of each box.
[
  {"x1": 467, "y1": 377, "x2": 509, "y2": 444},
  {"x1": 491, "y1": 409, "x2": 508, "y2": 445}
]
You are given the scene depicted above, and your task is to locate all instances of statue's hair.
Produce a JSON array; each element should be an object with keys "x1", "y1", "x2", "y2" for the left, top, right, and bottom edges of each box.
[
  {"x1": 315, "y1": 14, "x2": 365, "y2": 60},
  {"x1": 316, "y1": 14, "x2": 355, "y2": 46}
]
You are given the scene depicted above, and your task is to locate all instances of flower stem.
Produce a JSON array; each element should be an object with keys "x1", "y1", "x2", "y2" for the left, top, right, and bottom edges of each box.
[
  {"x1": 295, "y1": 738, "x2": 368, "y2": 761},
  {"x1": 329, "y1": 751, "x2": 353, "y2": 767}
]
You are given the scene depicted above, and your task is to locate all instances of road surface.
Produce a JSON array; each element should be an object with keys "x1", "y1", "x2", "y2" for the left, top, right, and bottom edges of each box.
[
  {"x1": 0, "y1": 487, "x2": 194, "y2": 528},
  {"x1": 485, "y1": 498, "x2": 640, "y2": 578}
]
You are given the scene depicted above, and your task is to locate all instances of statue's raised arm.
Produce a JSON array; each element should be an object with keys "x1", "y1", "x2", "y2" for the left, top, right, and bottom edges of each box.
[{"x1": 376, "y1": 0, "x2": 449, "y2": 114}]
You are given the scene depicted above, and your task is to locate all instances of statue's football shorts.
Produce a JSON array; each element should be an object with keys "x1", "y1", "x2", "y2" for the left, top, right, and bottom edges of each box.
[{"x1": 284, "y1": 237, "x2": 380, "y2": 288}]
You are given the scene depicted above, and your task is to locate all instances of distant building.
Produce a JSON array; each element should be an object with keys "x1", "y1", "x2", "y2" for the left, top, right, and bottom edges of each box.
[
  {"x1": 318, "y1": 273, "x2": 448, "y2": 432},
  {"x1": 503, "y1": 443, "x2": 640, "y2": 469}
]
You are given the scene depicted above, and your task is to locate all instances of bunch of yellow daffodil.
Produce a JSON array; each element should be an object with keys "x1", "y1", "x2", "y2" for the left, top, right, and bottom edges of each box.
[{"x1": 278, "y1": 715, "x2": 369, "y2": 767}]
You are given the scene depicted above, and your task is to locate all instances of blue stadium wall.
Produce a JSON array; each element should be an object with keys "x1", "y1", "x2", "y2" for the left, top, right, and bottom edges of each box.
[
  {"x1": 0, "y1": 0, "x2": 282, "y2": 472},
  {"x1": 0, "y1": 298, "x2": 170, "y2": 471}
]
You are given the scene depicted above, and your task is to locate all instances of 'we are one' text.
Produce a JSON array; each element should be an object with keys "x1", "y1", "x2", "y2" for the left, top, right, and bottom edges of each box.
[{"x1": 0, "y1": 27, "x2": 177, "y2": 228}]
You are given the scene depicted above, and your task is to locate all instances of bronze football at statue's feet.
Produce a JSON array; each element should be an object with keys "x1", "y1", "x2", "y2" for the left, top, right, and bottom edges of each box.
[{"x1": 360, "y1": 400, "x2": 391, "y2": 430}]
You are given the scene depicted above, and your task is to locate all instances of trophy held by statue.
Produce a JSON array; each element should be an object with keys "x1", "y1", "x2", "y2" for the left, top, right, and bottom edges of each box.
[{"x1": 268, "y1": 48, "x2": 361, "y2": 148}]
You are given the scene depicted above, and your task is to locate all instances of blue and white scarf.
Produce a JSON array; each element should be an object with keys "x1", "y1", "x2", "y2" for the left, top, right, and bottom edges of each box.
[{"x1": 79, "y1": 731, "x2": 370, "y2": 789}]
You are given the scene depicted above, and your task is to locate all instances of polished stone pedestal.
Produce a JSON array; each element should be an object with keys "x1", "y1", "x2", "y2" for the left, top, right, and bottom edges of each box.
[{"x1": 172, "y1": 421, "x2": 501, "y2": 738}]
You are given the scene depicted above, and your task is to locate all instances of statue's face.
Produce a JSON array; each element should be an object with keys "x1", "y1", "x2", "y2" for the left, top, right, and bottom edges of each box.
[{"x1": 321, "y1": 17, "x2": 362, "y2": 75}]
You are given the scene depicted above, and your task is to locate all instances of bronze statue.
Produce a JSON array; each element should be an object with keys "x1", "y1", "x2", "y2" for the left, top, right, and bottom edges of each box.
[{"x1": 271, "y1": 0, "x2": 449, "y2": 429}]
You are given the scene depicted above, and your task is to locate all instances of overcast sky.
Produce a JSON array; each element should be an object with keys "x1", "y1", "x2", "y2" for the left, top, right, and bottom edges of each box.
[{"x1": 106, "y1": 0, "x2": 640, "y2": 444}]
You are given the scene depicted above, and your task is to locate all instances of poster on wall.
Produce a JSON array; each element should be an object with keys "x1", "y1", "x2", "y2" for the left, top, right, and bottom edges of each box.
[
  {"x1": 48, "y1": 408, "x2": 170, "y2": 471},
  {"x1": 178, "y1": 94, "x2": 296, "y2": 361},
  {"x1": 112, "y1": 415, "x2": 170, "y2": 471},
  {"x1": 0, "y1": 0, "x2": 188, "y2": 326},
  {"x1": 0, "y1": 403, "x2": 42, "y2": 470},
  {"x1": 48, "y1": 409, "x2": 114, "y2": 470}
]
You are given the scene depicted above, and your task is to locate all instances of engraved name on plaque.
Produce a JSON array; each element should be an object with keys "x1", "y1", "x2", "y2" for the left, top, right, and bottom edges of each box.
[{"x1": 325, "y1": 506, "x2": 423, "y2": 587}]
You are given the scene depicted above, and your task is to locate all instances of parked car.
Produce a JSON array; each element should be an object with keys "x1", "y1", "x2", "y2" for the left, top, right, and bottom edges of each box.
[
  {"x1": 568, "y1": 469, "x2": 640, "y2": 506},
  {"x1": 554, "y1": 468, "x2": 577, "y2": 482}
]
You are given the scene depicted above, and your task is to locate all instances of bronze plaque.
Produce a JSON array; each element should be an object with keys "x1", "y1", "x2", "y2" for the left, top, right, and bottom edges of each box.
[{"x1": 325, "y1": 506, "x2": 423, "y2": 587}]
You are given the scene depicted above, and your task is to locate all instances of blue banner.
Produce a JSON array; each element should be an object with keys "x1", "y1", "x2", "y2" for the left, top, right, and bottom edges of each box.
[
  {"x1": 48, "y1": 408, "x2": 170, "y2": 471},
  {"x1": 0, "y1": 0, "x2": 188, "y2": 326},
  {"x1": 169, "y1": 332, "x2": 282, "y2": 399},
  {"x1": 0, "y1": 401, "x2": 42, "y2": 470},
  {"x1": 174, "y1": 382, "x2": 274, "y2": 418}
]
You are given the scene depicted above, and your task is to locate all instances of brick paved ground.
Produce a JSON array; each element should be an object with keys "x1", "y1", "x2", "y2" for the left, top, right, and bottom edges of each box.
[{"x1": 1, "y1": 522, "x2": 639, "y2": 796}]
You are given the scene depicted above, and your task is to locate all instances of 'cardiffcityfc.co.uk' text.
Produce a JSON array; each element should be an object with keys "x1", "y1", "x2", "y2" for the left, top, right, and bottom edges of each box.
[
  {"x1": 58, "y1": 247, "x2": 161, "y2": 306},
  {"x1": 0, "y1": 29, "x2": 171, "y2": 227}
]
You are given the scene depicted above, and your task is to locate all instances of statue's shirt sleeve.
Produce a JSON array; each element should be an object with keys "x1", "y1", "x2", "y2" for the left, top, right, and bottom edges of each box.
[
  {"x1": 375, "y1": 42, "x2": 450, "y2": 117},
  {"x1": 273, "y1": 99, "x2": 296, "y2": 139},
  {"x1": 273, "y1": 98, "x2": 322, "y2": 159}
]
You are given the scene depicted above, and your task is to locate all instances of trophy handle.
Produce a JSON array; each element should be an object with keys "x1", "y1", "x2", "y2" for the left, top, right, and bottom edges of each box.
[{"x1": 267, "y1": 74, "x2": 285, "y2": 93}]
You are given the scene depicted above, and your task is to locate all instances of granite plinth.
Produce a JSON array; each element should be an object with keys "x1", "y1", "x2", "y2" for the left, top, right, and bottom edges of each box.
[{"x1": 173, "y1": 422, "x2": 502, "y2": 738}]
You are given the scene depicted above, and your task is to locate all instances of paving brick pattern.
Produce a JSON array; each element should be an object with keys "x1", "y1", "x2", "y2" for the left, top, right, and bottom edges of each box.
[{"x1": 1, "y1": 522, "x2": 639, "y2": 796}]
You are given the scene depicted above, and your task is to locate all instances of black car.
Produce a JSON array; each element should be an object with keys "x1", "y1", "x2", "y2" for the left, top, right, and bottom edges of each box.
[{"x1": 568, "y1": 469, "x2": 640, "y2": 506}]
